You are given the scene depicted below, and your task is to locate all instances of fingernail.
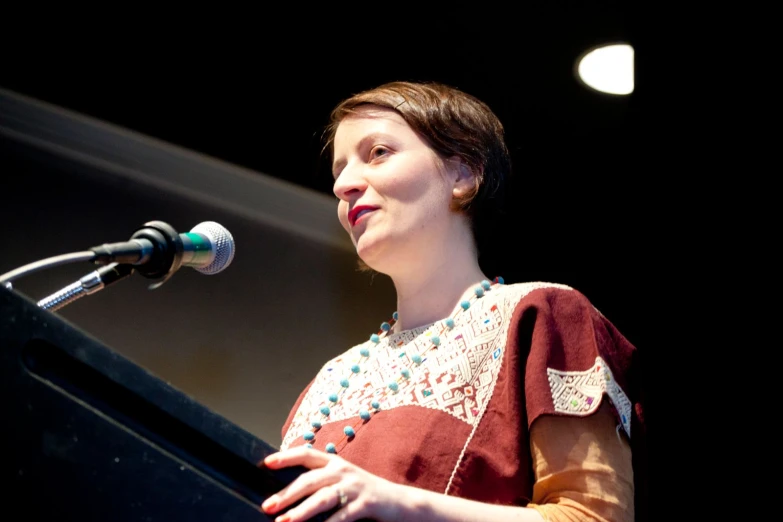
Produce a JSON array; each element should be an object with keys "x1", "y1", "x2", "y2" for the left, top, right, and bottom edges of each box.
[
  {"x1": 262, "y1": 497, "x2": 277, "y2": 512},
  {"x1": 275, "y1": 514, "x2": 290, "y2": 522}
]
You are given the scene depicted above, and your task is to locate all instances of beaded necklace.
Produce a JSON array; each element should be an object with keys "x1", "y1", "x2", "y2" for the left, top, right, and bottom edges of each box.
[{"x1": 299, "y1": 276, "x2": 505, "y2": 453}]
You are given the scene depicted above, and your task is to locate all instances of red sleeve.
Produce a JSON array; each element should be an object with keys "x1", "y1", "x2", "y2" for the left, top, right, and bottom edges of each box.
[{"x1": 509, "y1": 287, "x2": 639, "y2": 430}]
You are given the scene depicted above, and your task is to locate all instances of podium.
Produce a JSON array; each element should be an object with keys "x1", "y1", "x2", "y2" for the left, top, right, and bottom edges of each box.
[{"x1": 1, "y1": 286, "x2": 323, "y2": 521}]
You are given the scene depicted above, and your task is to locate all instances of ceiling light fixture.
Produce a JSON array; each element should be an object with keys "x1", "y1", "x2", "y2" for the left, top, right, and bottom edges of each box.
[{"x1": 575, "y1": 43, "x2": 634, "y2": 95}]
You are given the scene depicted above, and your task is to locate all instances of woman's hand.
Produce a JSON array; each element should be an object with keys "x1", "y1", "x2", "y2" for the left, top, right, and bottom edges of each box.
[{"x1": 260, "y1": 446, "x2": 410, "y2": 522}]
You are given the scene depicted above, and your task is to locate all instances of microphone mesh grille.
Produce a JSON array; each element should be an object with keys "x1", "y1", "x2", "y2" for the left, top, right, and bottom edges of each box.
[{"x1": 190, "y1": 221, "x2": 236, "y2": 275}]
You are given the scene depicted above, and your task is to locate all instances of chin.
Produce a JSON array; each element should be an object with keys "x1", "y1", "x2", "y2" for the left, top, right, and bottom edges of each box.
[{"x1": 354, "y1": 235, "x2": 390, "y2": 273}]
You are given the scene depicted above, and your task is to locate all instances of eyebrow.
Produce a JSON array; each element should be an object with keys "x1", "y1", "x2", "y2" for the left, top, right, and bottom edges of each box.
[{"x1": 332, "y1": 132, "x2": 399, "y2": 178}]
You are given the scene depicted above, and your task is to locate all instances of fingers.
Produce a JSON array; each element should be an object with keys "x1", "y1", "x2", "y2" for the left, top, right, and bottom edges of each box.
[
  {"x1": 273, "y1": 484, "x2": 349, "y2": 522},
  {"x1": 262, "y1": 462, "x2": 338, "y2": 515},
  {"x1": 260, "y1": 447, "x2": 364, "y2": 522},
  {"x1": 263, "y1": 446, "x2": 334, "y2": 470},
  {"x1": 323, "y1": 487, "x2": 362, "y2": 522}
]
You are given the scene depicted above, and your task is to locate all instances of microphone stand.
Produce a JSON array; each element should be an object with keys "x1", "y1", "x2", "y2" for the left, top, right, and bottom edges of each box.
[
  {"x1": 0, "y1": 221, "x2": 185, "y2": 291},
  {"x1": 37, "y1": 263, "x2": 135, "y2": 311},
  {"x1": 0, "y1": 220, "x2": 223, "y2": 311}
]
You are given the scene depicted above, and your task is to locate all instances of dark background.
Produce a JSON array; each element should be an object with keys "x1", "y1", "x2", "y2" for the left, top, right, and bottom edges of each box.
[
  {"x1": 1, "y1": 1, "x2": 679, "y2": 513},
  {"x1": 0, "y1": 1, "x2": 646, "y2": 297}
]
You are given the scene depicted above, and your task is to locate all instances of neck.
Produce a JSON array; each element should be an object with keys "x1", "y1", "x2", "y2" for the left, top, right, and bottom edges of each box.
[{"x1": 389, "y1": 229, "x2": 487, "y2": 332}]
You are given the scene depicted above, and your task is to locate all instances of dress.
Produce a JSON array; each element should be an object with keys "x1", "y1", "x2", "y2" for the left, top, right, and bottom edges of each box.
[{"x1": 281, "y1": 282, "x2": 647, "y2": 515}]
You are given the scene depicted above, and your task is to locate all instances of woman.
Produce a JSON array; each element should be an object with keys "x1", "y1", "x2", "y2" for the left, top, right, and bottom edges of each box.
[{"x1": 260, "y1": 81, "x2": 647, "y2": 522}]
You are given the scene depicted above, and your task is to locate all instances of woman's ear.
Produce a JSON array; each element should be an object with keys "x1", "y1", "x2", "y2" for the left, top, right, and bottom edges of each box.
[{"x1": 449, "y1": 157, "x2": 479, "y2": 198}]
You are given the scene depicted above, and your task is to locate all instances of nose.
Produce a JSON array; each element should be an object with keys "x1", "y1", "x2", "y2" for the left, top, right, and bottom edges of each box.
[{"x1": 333, "y1": 163, "x2": 368, "y2": 201}]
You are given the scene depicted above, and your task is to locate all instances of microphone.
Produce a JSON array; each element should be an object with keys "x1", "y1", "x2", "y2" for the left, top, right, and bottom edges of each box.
[{"x1": 89, "y1": 220, "x2": 236, "y2": 283}]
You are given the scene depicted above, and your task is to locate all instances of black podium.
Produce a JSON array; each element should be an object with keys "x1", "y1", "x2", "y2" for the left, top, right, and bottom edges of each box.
[{"x1": 1, "y1": 286, "x2": 320, "y2": 521}]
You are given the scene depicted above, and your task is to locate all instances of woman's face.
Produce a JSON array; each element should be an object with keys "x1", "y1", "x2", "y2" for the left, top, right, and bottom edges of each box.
[{"x1": 332, "y1": 106, "x2": 462, "y2": 272}]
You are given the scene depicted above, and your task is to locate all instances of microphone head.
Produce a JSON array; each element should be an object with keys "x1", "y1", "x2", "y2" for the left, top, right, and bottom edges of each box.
[{"x1": 189, "y1": 221, "x2": 235, "y2": 275}]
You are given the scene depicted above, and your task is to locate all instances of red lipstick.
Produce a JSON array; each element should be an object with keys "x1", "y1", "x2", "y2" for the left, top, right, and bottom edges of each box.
[{"x1": 348, "y1": 205, "x2": 378, "y2": 226}]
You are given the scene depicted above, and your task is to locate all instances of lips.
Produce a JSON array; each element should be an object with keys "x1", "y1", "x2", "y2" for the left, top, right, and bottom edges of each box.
[{"x1": 348, "y1": 205, "x2": 379, "y2": 226}]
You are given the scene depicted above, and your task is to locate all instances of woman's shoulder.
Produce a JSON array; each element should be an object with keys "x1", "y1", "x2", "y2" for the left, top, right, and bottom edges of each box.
[
  {"x1": 500, "y1": 281, "x2": 577, "y2": 294},
  {"x1": 492, "y1": 281, "x2": 606, "y2": 320},
  {"x1": 494, "y1": 280, "x2": 585, "y2": 302}
]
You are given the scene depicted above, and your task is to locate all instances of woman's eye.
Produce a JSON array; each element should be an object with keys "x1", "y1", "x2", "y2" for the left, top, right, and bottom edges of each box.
[{"x1": 369, "y1": 146, "x2": 389, "y2": 160}]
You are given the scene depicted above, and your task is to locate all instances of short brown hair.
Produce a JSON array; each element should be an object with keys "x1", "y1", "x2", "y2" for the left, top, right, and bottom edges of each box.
[{"x1": 324, "y1": 81, "x2": 511, "y2": 239}]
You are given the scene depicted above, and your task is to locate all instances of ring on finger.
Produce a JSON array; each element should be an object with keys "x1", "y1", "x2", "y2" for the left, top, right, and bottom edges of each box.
[{"x1": 336, "y1": 487, "x2": 348, "y2": 508}]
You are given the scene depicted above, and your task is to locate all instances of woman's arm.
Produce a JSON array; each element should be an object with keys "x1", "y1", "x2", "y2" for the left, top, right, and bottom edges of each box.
[{"x1": 526, "y1": 401, "x2": 635, "y2": 522}]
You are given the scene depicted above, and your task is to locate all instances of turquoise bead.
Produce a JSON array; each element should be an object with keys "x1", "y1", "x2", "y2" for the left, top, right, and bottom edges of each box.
[
  {"x1": 370, "y1": 333, "x2": 380, "y2": 343},
  {"x1": 431, "y1": 336, "x2": 440, "y2": 346},
  {"x1": 381, "y1": 322, "x2": 391, "y2": 331},
  {"x1": 371, "y1": 400, "x2": 380, "y2": 409},
  {"x1": 481, "y1": 280, "x2": 491, "y2": 290},
  {"x1": 311, "y1": 421, "x2": 322, "y2": 429},
  {"x1": 401, "y1": 368, "x2": 411, "y2": 379},
  {"x1": 474, "y1": 287, "x2": 484, "y2": 297},
  {"x1": 497, "y1": 276, "x2": 504, "y2": 284},
  {"x1": 392, "y1": 311, "x2": 399, "y2": 320},
  {"x1": 460, "y1": 300, "x2": 470, "y2": 310},
  {"x1": 360, "y1": 409, "x2": 371, "y2": 420},
  {"x1": 412, "y1": 354, "x2": 422, "y2": 365},
  {"x1": 320, "y1": 406, "x2": 331, "y2": 416},
  {"x1": 328, "y1": 393, "x2": 339, "y2": 403},
  {"x1": 360, "y1": 347, "x2": 370, "y2": 357},
  {"x1": 303, "y1": 431, "x2": 315, "y2": 441},
  {"x1": 340, "y1": 378, "x2": 350, "y2": 388},
  {"x1": 306, "y1": 443, "x2": 313, "y2": 448},
  {"x1": 388, "y1": 382, "x2": 399, "y2": 392},
  {"x1": 445, "y1": 318, "x2": 455, "y2": 329},
  {"x1": 326, "y1": 443, "x2": 336, "y2": 453},
  {"x1": 351, "y1": 364, "x2": 360, "y2": 373},
  {"x1": 344, "y1": 426, "x2": 355, "y2": 437}
]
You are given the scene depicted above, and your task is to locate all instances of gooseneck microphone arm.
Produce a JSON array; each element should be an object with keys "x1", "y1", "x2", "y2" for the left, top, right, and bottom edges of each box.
[{"x1": 37, "y1": 263, "x2": 136, "y2": 311}]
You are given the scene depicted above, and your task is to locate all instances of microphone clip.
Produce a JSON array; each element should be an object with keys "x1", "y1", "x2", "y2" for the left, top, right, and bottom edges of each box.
[
  {"x1": 91, "y1": 221, "x2": 184, "y2": 290},
  {"x1": 128, "y1": 220, "x2": 184, "y2": 289}
]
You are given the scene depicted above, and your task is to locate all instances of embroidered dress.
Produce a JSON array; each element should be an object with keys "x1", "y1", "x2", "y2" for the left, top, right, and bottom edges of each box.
[{"x1": 281, "y1": 282, "x2": 646, "y2": 507}]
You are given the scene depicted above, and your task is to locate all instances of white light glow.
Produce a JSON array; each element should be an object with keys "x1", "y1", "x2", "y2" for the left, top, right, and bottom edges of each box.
[{"x1": 577, "y1": 43, "x2": 634, "y2": 95}]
